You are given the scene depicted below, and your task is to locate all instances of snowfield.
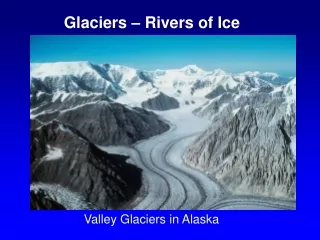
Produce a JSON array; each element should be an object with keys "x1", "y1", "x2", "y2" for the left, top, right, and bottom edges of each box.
[{"x1": 41, "y1": 145, "x2": 63, "y2": 161}]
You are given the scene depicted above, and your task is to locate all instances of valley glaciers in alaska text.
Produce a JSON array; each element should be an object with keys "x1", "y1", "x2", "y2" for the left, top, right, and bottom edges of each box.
[{"x1": 84, "y1": 214, "x2": 219, "y2": 225}]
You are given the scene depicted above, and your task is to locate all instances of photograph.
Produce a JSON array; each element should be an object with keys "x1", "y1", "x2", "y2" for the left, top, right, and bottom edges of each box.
[{"x1": 30, "y1": 35, "x2": 296, "y2": 210}]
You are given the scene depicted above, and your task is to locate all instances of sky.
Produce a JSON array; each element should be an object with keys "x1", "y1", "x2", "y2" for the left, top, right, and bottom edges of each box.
[{"x1": 30, "y1": 35, "x2": 296, "y2": 76}]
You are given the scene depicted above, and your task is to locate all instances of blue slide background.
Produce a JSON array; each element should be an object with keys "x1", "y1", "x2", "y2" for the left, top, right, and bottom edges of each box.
[{"x1": 1, "y1": 0, "x2": 319, "y2": 239}]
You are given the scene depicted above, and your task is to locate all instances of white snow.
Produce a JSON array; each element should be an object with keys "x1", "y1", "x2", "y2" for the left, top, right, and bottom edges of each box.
[
  {"x1": 108, "y1": 64, "x2": 139, "y2": 83},
  {"x1": 60, "y1": 92, "x2": 70, "y2": 102},
  {"x1": 41, "y1": 145, "x2": 63, "y2": 161},
  {"x1": 232, "y1": 107, "x2": 241, "y2": 115},
  {"x1": 51, "y1": 91, "x2": 71, "y2": 102},
  {"x1": 240, "y1": 71, "x2": 279, "y2": 80},
  {"x1": 179, "y1": 65, "x2": 205, "y2": 75},
  {"x1": 36, "y1": 91, "x2": 44, "y2": 98},
  {"x1": 290, "y1": 135, "x2": 296, "y2": 158},
  {"x1": 59, "y1": 124, "x2": 72, "y2": 133},
  {"x1": 116, "y1": 65, "x2": 233, "y2": 107},
  {"x1": 116, "y1": 87, "x2": 159, "y2": 106},
  {"x1": 31, "y1": 61, "x2": 97, "y2": 78},
  {"x1": 52, "y1": 92, "x2": 62, "y2": 102},
  {"x1": 30, "y1": 62, "x2": 120, "y2": 97},
  {"x1": 283, "y1": 78, "x2": 296, "y2": 115},
  {"x1": 59, "y1": 101, "x2": 107, "y2": 113},
  {"x1": 284, "y1": 77, "x2": 296, "y2": 98},
  {"x1": 271, "y1": 85, "x2": 284, "y2": 94}
]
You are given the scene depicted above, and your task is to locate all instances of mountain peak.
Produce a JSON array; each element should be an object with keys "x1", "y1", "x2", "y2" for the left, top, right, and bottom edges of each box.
[
  {"x1": 180, "y1": 65, "x2": 203, "y2": 74},
  {"x1": 212, "y1": 68, "x2": 227, "y2": 75},
  {"x1": 241, "y1": 71, "x2": 281, "y2": 78},
  {"x1": 30, "y1": 61, "x2": 94, "y2": 78},
  {"x1": 241, "y1": 71, "x2": 261, "y2": 76},
  {"x1": 263, "y1": 72, "x2": 279, "y2": 77}
]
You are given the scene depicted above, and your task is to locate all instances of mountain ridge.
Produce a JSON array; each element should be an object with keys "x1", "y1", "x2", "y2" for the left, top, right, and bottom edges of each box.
[
  {"x1": 30, "y1": 61, "x2": 294, "y2": 79},
  {"x1": 30, "y1": 61, "x2": 295, "y2": 111}
]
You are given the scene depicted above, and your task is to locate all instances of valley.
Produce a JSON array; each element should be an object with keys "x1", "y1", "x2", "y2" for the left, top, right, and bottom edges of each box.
[{"x1": 100, "y1": 107, "x2": 295, "y2": 210}]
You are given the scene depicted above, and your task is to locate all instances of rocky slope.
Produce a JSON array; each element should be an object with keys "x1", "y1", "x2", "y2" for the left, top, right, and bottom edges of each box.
[
  {"x1": 31, "y1": 119, "x2": 143, "y2": 209},
  {"x1": 30, "y1": 188, "x2": 66, "y2": 210},
  {"x1": 183, "y1": 78, "x2": 296, "y2": 200},
  {"x1": 30, "y1": 88, "x2": 112, "y2": 114},
  {"x1": 31, "y1": 89, "x2": 170, "y2": 146},
  {"x1": 193, "y1": 86, "x2": 277, "y2": 120},
  {"x1": 141, "y1": 91, "x2": 180, "y2": 111}
]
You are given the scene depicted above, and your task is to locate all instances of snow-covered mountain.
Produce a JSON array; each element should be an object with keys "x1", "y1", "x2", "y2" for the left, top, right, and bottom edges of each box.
[
  {"x1": 240, "y1": 71, "x2": 293, "y2": 85},
  {"x1": 30, "y1": 62, "x2": 125, "y2": 99},
  {"x1": 30, "y1": 61, "x2": 294, "y2": 111}
]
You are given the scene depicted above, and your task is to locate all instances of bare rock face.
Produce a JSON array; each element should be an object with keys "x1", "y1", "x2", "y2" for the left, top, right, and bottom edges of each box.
[
  {"x1": 30, "y1": 189, "x2": 66, "y2": 210},
  {"x1": 183, "y1": 79, "x2": 296, "y2": 200},
  {"x1": 31, "y1": 120, "x2": 142, "y2": 209},
  {"x1": 204, "y1": 85, "x2": 229, "y2": 99},
  {"x1": 141, "y1": 92, "x2": 180, "y2": 111},
  {"x1": 193, "y1": 92, "x2": 234, "y2": 118}
]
